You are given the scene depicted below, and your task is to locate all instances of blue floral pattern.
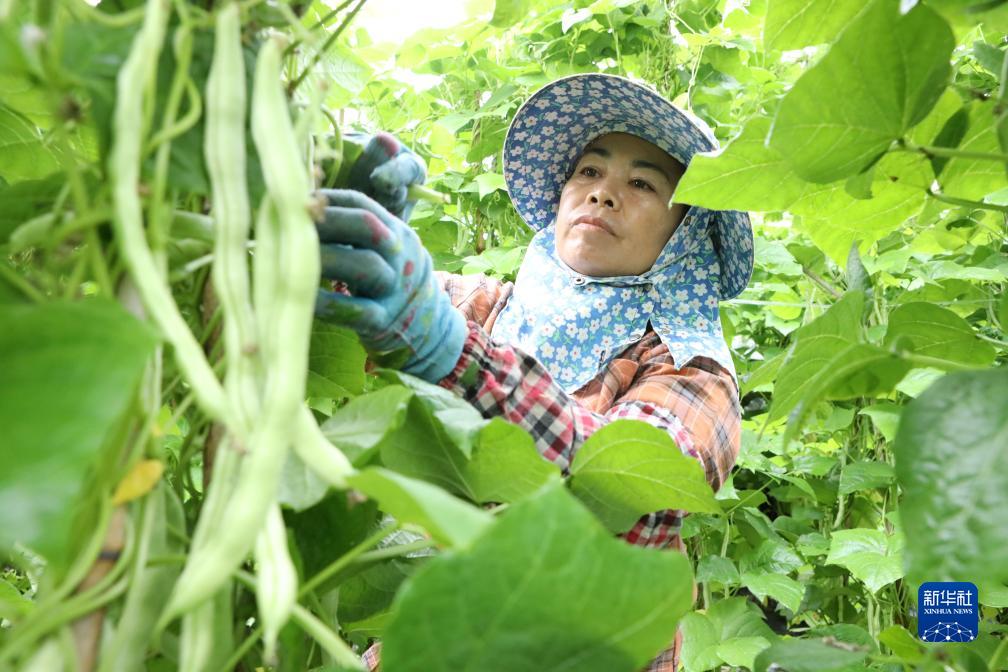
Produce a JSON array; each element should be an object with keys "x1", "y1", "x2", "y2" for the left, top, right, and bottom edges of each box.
[
  {"x1": 491, "y1": 207, "x2": 736, "y2": 393},
  {"x1": 491, "y1": 73, "x2": 754, "y2": 393}
]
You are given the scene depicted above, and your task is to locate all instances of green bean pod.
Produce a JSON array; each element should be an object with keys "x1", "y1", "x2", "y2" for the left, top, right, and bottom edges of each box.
[
  {"x1": 206, "y1": 1, "x2": 259, "y2": 436},
  {"x1": 178, "y1": 588, "x2": 215, "y2": 672},
  {"x1": 189, "y1": 0, "x2": 260, "y2": 556},
  {"x1": 109, "y1": 0, "x2": 231, "y2": 427},
  {"x1": 253, "y1": 503, "x2": 297, "y2": 663},
  {"x1": 161, "y1": 35, "x2": 320, "y2": 622}
]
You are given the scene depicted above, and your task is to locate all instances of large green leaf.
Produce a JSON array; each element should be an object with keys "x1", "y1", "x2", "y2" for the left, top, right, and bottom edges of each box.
[
  {"x1": 768, "y1": 292, "x2": 864, "y2": 424},
  {"x1": 674, "y1": 116, "x2": 812, "y2": 212},
  {"x1": 0, "y1": 300, "x2": 157, "y2": 565},
  {"x1": 0, "y1": 105, "x2": 65, "y2": 183},
  {"x1": 741, "y1": 572, "x2": 805, "y2": 613},
  {"x1": 763, "y1": 0, "x2": 869, "y2": 51},
  {"x1": 769, "y1": 0, "x2": 954, "y2": 182},
  {"x1": 347, "y1": 468, "x2": 493, "y2": 548},
  {"x1": 883, "y1": 301, "x2": 996, "y2": 368},
  {"x1": 382, "y1": 482, "x2": 694, "y2": 672},
  {"x1": 461, "y1": 419, "x2": 558, "y2": 504},
  {"x1": 681, "y1": 598, "x2": 776, "y2": 672},
  {"x1": 320, "y1": 385, "x2": 414, "y2": 465},
  {"x1": 753, "y1": 638, "x2": 868, "y2": 672},
  {"x1": 788, "y1": 154, "x2": 929, "y2": 264},
  {"x1": 568, "y1": 420, "x2": 720, "y2": 532},
  {"x1": 894, "y1": 369, "x2": 1008, "y2": 584},
  {"x1": 0, "y1": 173, "x2": 64, "y2": 245},
  {"x1": 940, "y1": 100, "x2": 1008, "y2": 200},
  {"x1": 825, "y1": 528, "x2": 904, "y2": 593},
  {"x1": 306, "y1": 321, "x2": 367, "y2": 398},
  {"x1": 838, "y1": 460, "x2": 895, "y2": 496}
]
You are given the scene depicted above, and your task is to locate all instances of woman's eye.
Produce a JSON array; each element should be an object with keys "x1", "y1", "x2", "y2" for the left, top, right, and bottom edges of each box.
[
  {"x1": 631, "y1": 178, "x2": 654, "y2": 191},
  {"x1": 580, "y1": 166, "x2": 599, "y2": 177}
]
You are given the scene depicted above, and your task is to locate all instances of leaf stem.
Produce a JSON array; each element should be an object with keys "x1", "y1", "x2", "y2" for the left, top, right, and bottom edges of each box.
[
  {"x1": 299, "y1": 523, "x2": 399, "y2": 596},
  {"x1": 801, "y1": 265, "x2": 843, "y2": 300},
  {"x1": 355, "y1": 538, "x2": 436, "y2": 564},
  {"x1": 288, "y1": 0, "x2": 368, "y2": 94},
  {"x1": 0, "y1": 262, "x2": 45, "y2": 302},
  {"x1": 900, "y1": 140, "x2": 1008, "y2": 163},
  {"x1": 925, "y1": 188, "x2": 1008, "y2": 213}
]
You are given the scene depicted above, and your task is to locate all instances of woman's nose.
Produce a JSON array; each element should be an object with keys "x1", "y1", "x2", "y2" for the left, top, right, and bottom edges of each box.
[{"x1": 588, "y1": 184, "x2": 619, "y2": 209}]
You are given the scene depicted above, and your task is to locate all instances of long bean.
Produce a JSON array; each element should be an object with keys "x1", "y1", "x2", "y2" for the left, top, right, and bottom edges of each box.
[
  {"x1": 162, "y1": 34, "x2": 321, "y2": 622},
  {"x1": 253, "y1": 503, "x2": 297, "y2": 662},
  {"x1": 109, "y1": 0, "x2": 231, "y2": 426}
]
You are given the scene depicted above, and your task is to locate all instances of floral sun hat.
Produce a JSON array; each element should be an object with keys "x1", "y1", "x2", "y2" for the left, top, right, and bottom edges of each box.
[
  {"x1": 490, "y1": 74, "x2": 754, "y2": 393},
  {"x1": 501, "y1": 73, "x2": 753, "y2": 299}
]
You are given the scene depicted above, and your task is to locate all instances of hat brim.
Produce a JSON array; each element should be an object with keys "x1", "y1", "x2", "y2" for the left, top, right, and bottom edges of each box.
[{"x1": 502, "y1": 73, "x2": 753, "y2": 300}]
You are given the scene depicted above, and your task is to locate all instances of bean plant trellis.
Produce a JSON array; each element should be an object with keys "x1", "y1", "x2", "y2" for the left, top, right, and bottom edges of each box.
[{"x1": 0, "y1": 0, "x2": 1006, "y2": 671}]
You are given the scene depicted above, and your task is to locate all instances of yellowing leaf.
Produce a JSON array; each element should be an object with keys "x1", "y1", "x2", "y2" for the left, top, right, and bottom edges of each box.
[{"x1": 112, "y1": 460, "x2": 165, "y2": 505}]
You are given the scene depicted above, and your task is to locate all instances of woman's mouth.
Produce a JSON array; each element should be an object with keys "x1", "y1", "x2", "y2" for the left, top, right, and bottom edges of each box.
[{"x1": 572, "y1": 215, "x2": 614, "y2": 234}]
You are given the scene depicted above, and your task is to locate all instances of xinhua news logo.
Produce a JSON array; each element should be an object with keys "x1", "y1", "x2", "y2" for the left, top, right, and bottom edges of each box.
[{"x1": 917, "y1": 582, "x2": 978, "y2": 643}]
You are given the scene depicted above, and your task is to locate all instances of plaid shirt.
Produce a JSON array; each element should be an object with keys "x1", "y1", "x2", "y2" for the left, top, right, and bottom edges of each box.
[{"x1": 363, "y1": 272, "x2": 742, "y2": 672}]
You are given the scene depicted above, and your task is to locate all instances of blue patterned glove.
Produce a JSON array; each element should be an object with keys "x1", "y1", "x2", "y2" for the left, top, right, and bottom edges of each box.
[
  {"x1": 346, "y1": 132, "x2": 427, "y2": 222},
  {"x1": 314, "y1": 189, "x2": 466, "y2": 383}
]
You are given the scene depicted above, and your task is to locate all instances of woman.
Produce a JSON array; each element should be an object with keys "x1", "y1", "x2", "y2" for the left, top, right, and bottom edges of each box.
[{"x1": 317, "y1": 73, "x2": 753, "y2": 671}]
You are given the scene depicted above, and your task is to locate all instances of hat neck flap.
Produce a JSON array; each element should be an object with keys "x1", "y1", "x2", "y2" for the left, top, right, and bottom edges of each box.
[{"x1": 490, "y1": 207, "x2": 737, "y2": 394}]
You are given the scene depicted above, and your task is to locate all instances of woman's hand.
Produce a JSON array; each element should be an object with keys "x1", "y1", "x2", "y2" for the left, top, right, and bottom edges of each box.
[
  {"x1": 314, "y1": 189, "x2": 466, "y2": 383},
  {"x1": 347, "y1": 132, "x2": 427, "y2": 221}
]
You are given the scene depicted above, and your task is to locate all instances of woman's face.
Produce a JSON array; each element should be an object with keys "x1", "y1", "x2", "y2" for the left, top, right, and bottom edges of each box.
[{"x1": 554, "y1": 133, "x2": 687, "y2": 277}]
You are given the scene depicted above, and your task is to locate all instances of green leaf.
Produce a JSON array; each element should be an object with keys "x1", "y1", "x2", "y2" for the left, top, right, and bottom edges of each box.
[
  {"x1": 883, "y1": 302, "x2": 996, "y2": 367},
  {"x1": 680, "y1": 612, "x2": 722, "y2": 672},
  {"x1": 277, "y1": 449, "x2": 332, "y2": 511},
  {"x1": 0, "y1": 300, "x2": 157, "y2": 566},
  {"x1": 783, "y1": 342, "x2": 913, "y2": 445},
  {"x1": 320, "y1": 386, "x2": 414, "y2": 465},
  {"x1": 0, "y1": 173, "x2": 64, "y2": 245},
  {"x1": 714, "y1": 637, "x2": 773, "y2": 670},
  {"x1": 769, "y1": 291, "x2": 864, "y2": 424},
  {"x1": 825, "y1": 528, "x2": 904, "y2": 593},
  {"x1": 696, "y1": 555, "x2": 740, "y2": 586},
  {"x1": 763, "y1": 0, "x2": 869, "y2": 51},
  {"x1": 284, "y1": 490, "x2": 380, "y2": 583},
  {"x1": 769, "y1": 0, "x2": 954, "y2": 182},
  {"x1": 753, "y1": 638, "x2": 868, "y2": 672},
  {"x1": 942, "y1": 100, "x2": 1007, "y2": 200},
  {"x1": 382, "y1": 482, "x2": 694, "y2": 672},
  {"x1": 878, "y1": 625, "x2": 925, "y2": 661},
  {"x1": 0, "y1": 104, "x2": 64, "y2": 183},
  {"x1": 857, "y1": 402, "x2": 902, "y2": 442},
  {"x1": 838, "y1": 461, "x2": 895, "y2": 496},
  {"x1": 788, "y1": 154, "x2": 929, "y2": 264},
  {"x1": 0, "y1": 578, "x2": 32, "y2": 620},
  {"x1": 473, "y1": 172, "x2": 506, "y2": 200},
  {"x1": 674, "y1": 116, "x2": 813, "y2": 212},
  {"x1": 741, "y1": 572, "x2": 805, "y2": 613},
  {"x1": 894, "y1": 369, "x2": 1008, "y2": 585},
  {"x1": 490, "y1": 0, "x2": 536, "y2": 27},
  {"x1": 681, "y1": 597, "x2": 777, "y2": 672},
  {"x1": 347, "y1": 468, "x2": 493, "y2": 548},
  {"x1": 463, "y1": 419, "x2": 558, "y2": 504},
  {"x1": 307, "y1": 321, "x2": 367, "y2": 398},
  {"x1": 569, "y1": 420, "x2": 720, "y2": 532}
]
